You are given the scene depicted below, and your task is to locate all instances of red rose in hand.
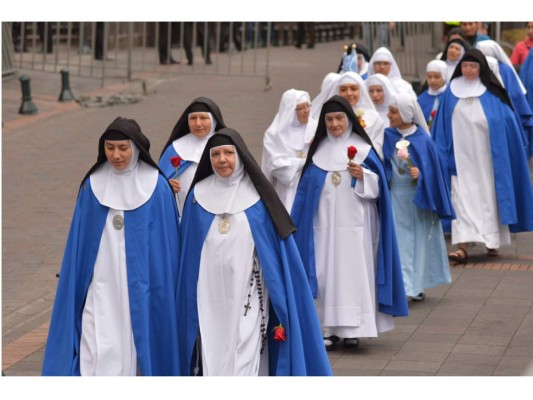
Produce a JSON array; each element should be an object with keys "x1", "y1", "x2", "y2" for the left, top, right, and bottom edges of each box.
[
  {"x1": 347, "y1": 146, "x2": 357, "y2": 161},
  {"x1": 273, "y1": 323, "x2": 286, "y2": 341},
  {"x1": 170, "y1": 156, "x2": 182, "y2": 168}
]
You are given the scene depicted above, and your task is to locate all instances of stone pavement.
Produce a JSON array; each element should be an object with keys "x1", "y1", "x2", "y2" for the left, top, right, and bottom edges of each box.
[{"x1": 2, "y1": 39, "x2": 533, "y2": 378}]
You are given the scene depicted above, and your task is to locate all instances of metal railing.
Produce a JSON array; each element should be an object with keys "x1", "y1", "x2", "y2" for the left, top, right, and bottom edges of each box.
[{"x1": 4, "y1": 22, "x2": 445, "y2": 89}]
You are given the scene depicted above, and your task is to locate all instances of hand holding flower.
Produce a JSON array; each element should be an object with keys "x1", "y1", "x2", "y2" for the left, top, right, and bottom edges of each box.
[
  {"x1": 347, "y1": 162, "x2": 364, "y2": 181},
  {"x1": 408, "y1": 166, "x2": 419, "y2": 180},
  {"x1": 169, "y1": 178, "x2": 182, "y2": 194}
]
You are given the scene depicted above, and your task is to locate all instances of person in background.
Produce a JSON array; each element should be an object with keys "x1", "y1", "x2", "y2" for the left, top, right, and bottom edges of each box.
[
  {"x1": 510, "y1": 22, "x2": 533, "y2": 72},
  {"x1": 158, "y1": 97, "x2": 226, "y2": 216},
  {"x1": 432, "y1": 49, "x2": 533, "y2": 264},
  {"x1": 42, "y1": 117, "x2": 180, "y2": 376},
  {"x1": 383, "y1": 93, "x2": 454, "y2": 302},
  {"x1": 261, "y1": 89, "x2": 316, "y2": 212},
  {"x1": 368, "y1": 47, "x2": 417, "y2": 98},
  {"x1": 417, "y1": 60, "x2": 448, "y2": 129},
  {"x1": 440, "y1": 38, "x2": 471, "y2": 82},
  {"x1": 460, "y1": 22, "x2": 490, "y2": 47},
  {"x1": 365, "y1": 72, "x2": 398, "y2": 127}
]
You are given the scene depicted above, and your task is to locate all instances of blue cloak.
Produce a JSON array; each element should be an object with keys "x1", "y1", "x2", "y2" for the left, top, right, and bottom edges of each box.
[
  {"x1": 417, "y1": 90, "x2": 444, "y2": 123},
  {"x1": 432, "y1": 87, "x2": 533, "y2": 233},
  {"x1": 498, "y1": 61, "x2": 533, "y2": 157},
  {"x1": 158, "y1": 145, "x2": 194, "y2": 179},
  {"x1": 519, "y1": 48, "x2": 533, "y2": 157},
  {"x1": 290, "y1": 149, "x2": 409, "y2": 317},
  {"x1": 175, "y1": 190, "x2": 332, "y2": 376},
  {"x1": 42, "y1": 175, "x2": 181, "y2": 376},
  {"x1": 383, "y1": 127, "x2": 455, "y2": 220}
]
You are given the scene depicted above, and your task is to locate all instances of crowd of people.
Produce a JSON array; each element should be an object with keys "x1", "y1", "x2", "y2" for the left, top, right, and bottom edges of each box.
[{"x1": 41, "y1": 22, "x2": 533, "y2": 376}]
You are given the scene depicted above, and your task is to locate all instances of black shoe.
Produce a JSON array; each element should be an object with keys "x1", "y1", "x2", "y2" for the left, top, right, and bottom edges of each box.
[
  {"x1": 205, "y1": 59, "x2": 213, "y2": 65},
  {"x1": 343, "y1": 338, "x2": 359, "y2": 348},
  {"x1": 411, "y1": 292, "x2": 426, "y2": 302},
  {"x1": 323, "y1": 335, "x2": 339, "y2": 351},
  {"x1": 160, "y1": 58, "x2": 180, "y2": 65}
]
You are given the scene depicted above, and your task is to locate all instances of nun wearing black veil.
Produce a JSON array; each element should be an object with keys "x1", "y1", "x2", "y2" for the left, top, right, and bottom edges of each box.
[
  {"x1": 175, "y1": 128, "x2": 332, "y2": 376},
  {"x1": 432, "y1": 49, "x2": 533, "y2": 263},
  {"x1": 42, "y1": 117, "x2": 180, "y2": 376},
  {"x1": 291, "y1": 96, "x2": 408, "y2": 351},
  {"x1": 159, "y1": 97, "x2": 226, "y2": 216}
]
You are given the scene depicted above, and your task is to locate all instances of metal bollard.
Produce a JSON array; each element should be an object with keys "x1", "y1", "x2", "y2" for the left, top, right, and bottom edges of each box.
[
  {"x1": 18, "y1": 75, "x2": 38, "y2": 115},
  {"x1": 58, "y1": 69, "x2": 75, "y2": 101}
]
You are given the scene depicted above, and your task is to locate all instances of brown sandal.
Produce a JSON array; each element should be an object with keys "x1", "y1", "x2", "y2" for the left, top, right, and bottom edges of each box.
[{"x1": 448, "y1": 248, "x2": 468, "y2": 264}]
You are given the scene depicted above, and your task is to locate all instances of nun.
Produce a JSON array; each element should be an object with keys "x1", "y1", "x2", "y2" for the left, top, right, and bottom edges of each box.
[
  {"x1": 520, "y1": 48, "x2": 533, "y2": 158},
  {"x1": 439, "y1": 38, "x2": 471, "y2": 82},
  {"x1": 367, "y1": 47, "x2": 417, "y2": 98},
  {"x1": 432, "y1": 49, "x2": 533, "y2": 263},
  {"x1": 158, "y1": 96, "x2": 226, "y2": 216},
  {"x1": 291, "y1": 96, "x2": 408, "y2": 351},
  {"x1": 417, "y1": 60, "x2": 448, "y2": 129},
  {"x1": 312, "y1": 71, "x2": 386, "y2": 160},
  {"x1": 175, "y1": 128, "x2": 332, "y2": 376},
  {"x1": 383, "y1": 93, "x2": 454, "y2": 302},
  {"x1": 365, "y1": 72, "x2": 398, "y2": 128},
  {"x1": 42, "y1": 117, "x2": 180, "y2": 376},
  {"x1": 261, "y1": 89, "x2": 317, "y2": 212}
]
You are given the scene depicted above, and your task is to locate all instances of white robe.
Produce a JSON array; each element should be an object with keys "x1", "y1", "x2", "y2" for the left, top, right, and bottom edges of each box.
[
  {"x1": 450, "y1": 97, "x2": 511, "y2": 248},
  {"x1": 313, "y1": 135, "x2": 394, "y2": 339},
  {"x1": 357, "y1": 107, "x2": 385, "y2": 160},
  {"x1": 197, "y1": 211, "x2": 269, "y2": 376},
  {"x1": 80, "y1": 209, "x2": 137, "y2": 376}
]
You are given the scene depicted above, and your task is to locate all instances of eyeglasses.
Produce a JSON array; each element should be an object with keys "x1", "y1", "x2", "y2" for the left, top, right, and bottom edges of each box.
[{"x1": 295, "y1": 104, "x2": 311, "y2": 111}]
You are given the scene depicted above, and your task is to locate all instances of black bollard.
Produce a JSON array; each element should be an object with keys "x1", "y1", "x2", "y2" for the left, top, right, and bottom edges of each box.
[
  {"x1": 58, "y1": 69, "x2": 75, "y2": 101},
  {"x1": 18, "y1": 75, "x2": 38, "y2": 115}
]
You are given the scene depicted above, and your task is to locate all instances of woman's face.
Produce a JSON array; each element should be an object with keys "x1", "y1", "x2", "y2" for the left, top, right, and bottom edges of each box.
[
  {"x1": 427, "y1": 71, "x2": 445, "y2": 90},
  {"x1": 325, "y1": 112, "x2": 348, "y2": 137},
  {"x1": 368, "y1": 85, "x2": 385, "y2": 105},
  {"x1": 295, "y1": 102, "x2": 311, "y2": 124},
  {"x1": 373, "y1": 61, "x2": 391, "y2": 76},
  {"x1": 387, "y1": 106, "x2": 406, "y2": 128},
  {"x1": 188, "y1": 112, "x2": 212, "y2": 138},
  {"x1": 105, "y1": 140, "x2": 133, "y2": 170},
  {"x1": 211, "y1": 145, "x2": 236, "y2": 177},
  {"x1": 338, "y1": 83, "x2": 360, "y2": 107},
  {"x1": 447, "y1": 43, "x2": 463, "y2": 62},
  {"x1": 461, "y1": 61, "x2": 480, "y2": 80}
]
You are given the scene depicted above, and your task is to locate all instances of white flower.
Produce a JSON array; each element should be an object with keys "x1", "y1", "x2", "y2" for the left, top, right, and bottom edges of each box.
[
  {"x1": 395, "y1": 139, "x2": 410, "y2": 150},
  {"x1": 355, "y1": 108, "x2": 365, "y2": 118}
]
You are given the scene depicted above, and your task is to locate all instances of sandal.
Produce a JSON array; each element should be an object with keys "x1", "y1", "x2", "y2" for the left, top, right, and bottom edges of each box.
[
  {"x1": 486, "y1": 248, "x2": 499, "y2": 257},
  {"x1": 323, "y1": 335, "x2": 339, "y2": 351},
  {"x1": 448, "y1": 248, "x2": 468, "y2": 264},
  {"x1": 411, "y1": 292, "x2": 426, "y2": 302}
]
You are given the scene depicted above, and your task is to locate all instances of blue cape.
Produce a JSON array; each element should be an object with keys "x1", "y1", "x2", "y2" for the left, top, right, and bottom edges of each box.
[
  {"x1": 418, "y1": 90, "x2": 444, "y2": 123},
  {"x1": 290, "y1": 150, "x2": 409, "y2": 317},
  {"x1": 432, "y1": 87, "x2": 533, "y2": 233},
  {"x1": 175, "y1": 191, "x2": 332, "y2": 376},
  {"x1": 519, "y1": 48, "x2": 533, "y2": 157},
  {"x1": 383, "y1": 127, "x2": 455, "y2": 220},
  {"x1": 499, "y1": 61, "x2": 533, "y2": 156},
  {"x1": 42, "y1": 175, "x2": 181, "y2": 376},
  {"x1": 158, "y1": 144, "x2": 194, "y2": 179}
]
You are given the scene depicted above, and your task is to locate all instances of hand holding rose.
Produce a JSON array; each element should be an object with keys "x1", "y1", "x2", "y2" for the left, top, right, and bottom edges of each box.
[
  {"x1": 347, "y1": 161, "x2": 364, "y2": 181},
  {"x1": 169, "y1": 178, "x2": 182, "y2": 193}
]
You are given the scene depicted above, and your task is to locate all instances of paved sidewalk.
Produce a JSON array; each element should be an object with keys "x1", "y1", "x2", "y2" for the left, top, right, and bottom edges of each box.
[{"x1": 2, "y1": 40, "x2": 533, "y2": 377}]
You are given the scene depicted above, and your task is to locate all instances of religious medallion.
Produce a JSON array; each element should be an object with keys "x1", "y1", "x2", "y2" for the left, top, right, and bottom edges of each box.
[
  {"x1": 112, "y1": 214, "x2": 124, "y2": 230},
  {"x1": 331, "y1": 172, "x2": 341, "y2": 187},
  {"x1": 218, "y1": 214, "x2": 231, "y2": 234},
  {"x1": 296, "y1": 150, "x2": 306, "y2": 159}
]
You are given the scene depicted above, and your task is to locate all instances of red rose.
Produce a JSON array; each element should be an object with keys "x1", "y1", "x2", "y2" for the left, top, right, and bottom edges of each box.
[
  {"x1": 430, "y1": 110, "x2": 437, "y2": 119},
  {"x1": 347, "y1": 146, "x2": 357, "y2": 160},
  {"x1": 273, "y1": 323, "x2": 286, "y2": 341},
  {"x1": 170, "y1": 156, "x2": 182, "y2": 168}
]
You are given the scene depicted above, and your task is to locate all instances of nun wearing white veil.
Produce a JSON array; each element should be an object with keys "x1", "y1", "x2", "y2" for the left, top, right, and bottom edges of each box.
[
  {"x1": 417, "y1": 60, "x2": 448, "y2": 128},
  {"x1": 43, "y1": 117, "x2": 180, "y2": 376},
  {"x1": 383, "y1": 93, "x2": 454, "y2": 302},
  {"x1": 365, "y1": 72, "x2": 398, "y2": 128},
  {"x1": 312, "y1": 71, "x2": 386, "y2": 159},
  {"x1": 367, "y1": 47, "x2": 417, "y2": 98},
  {"x1": 261, "y1": 89, "x2": 317, "y2": 212}
]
